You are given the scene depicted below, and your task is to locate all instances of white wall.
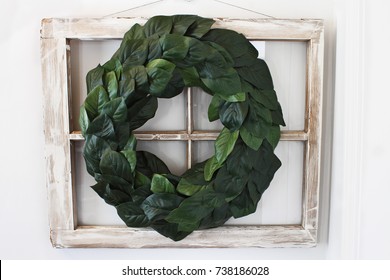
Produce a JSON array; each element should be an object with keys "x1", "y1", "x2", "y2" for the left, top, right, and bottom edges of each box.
[{"x1": 5, "y1": 0, "x2": 387, "y2": 259}]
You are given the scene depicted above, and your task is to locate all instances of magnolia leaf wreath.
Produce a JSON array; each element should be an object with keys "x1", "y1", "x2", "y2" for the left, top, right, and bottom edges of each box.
[{"x1": 80, "y1": 15, "x2": 285, "y2": 241}]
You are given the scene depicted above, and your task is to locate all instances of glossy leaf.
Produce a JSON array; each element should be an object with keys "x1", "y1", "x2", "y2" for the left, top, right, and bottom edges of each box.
[
  {"x1": 79, "y1": 105, "x2": 90, "y2": 136},
  {"x1": 219, "y1": 100, "x2": 248, "y2": 131},
  {"x1": 204, "y1": 156, "x2": 222, "y2": 181},
  {"x1": 86, "y1": 65, "x2": 104, "y2": 93},
  {"x1": 141, "y1": 193, "x2": 183, "y2": 222},
  {"x1": 151, "y1": 174, "x2": 176, "y2": 194},
  {"x1": 127, "y1": 96, "x2": 158, "y2": 131},
  {"x1": 100, "y1": 150, "x2": 133, "y2": 183},
  {"x1": 101, "y1": 97, "x2": 127, "y2": 123},
  {"x1": 84, "y1": 86, "x2": 109, "y2": 120},
  {"x1": 208, "y1": 94, "x2": 222, "y2": 121},
  {"x1": 116, "y1": 202, "x2": 150, "y2": 227},
  {"x1": 104, "y1": 71, "x2": 118, "y2": 100},
  {"x1": 120, "y1": 149, "x2": 137, "y2": 172},
  {"x1": 214, "y1": 128, "x2": 239, "y2": 164}
]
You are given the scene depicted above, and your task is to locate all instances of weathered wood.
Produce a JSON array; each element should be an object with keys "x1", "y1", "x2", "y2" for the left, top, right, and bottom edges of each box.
[
  {"x1": 41, "y1": 17, "x2": 324, "y2": 248},
  {"x1": 41, "y1": 17, "x2": 323, "y2": 41},
  {"x1": 69, "y1": 130, "x2": 308, "y2": 141},
  {"x1": 41, "y1": 38, "x2": 75, "y2": 232},
  {"x1": 52, "y1": 225, "x2": 316, "y2": 248}
]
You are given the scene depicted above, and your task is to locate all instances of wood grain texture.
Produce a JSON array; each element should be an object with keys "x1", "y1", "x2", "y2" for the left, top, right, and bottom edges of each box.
[
  {"x1": 51, "y1": 225, "x2": 315, "y2": 248},
  {"x1": 41, "y1": 17, "x2": 324, "y2": 248}
]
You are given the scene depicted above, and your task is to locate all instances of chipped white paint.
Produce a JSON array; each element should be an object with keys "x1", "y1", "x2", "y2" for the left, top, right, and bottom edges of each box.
[{"x1": 41, "y1": 17, "x2": 324, "y2": 248}]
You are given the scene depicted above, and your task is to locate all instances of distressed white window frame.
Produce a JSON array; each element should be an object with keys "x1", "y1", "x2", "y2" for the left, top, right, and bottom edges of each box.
[{"x1": 41, "y1": 17, "x2": 324, "y2": 248}]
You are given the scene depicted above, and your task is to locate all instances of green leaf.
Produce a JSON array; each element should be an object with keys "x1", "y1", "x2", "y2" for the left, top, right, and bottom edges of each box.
[
  {"x1": 141, "y1": 193, "x2": 183, "y2": 222},
  {"x1": 86, "y1": 113, "x2": 116, "y2": 141},
  {"x1": 95, "y1": 173, "x2": 133, "y2": 194},
  {"x1": 219, "y1": 100, "x2": 248, "y2": 131},
  {"x1": 240, "y1": 126, "x2": 263, "y2": 151},
  {"x1": 79, "y1": 105, "x2": 90, "y2": 136},
  {"x1": 100, "y1": 150, "x2": 133, "y2": 183},
  {"x1": 122, "y1": 23, "x2": 145, "y2": 41},
  {"x1": 199, "y1": 64, "x2": 242, "y2": 97},
  {"x1": 83, "y1": 135, "x2": 111, "y2": 176},
  {"x1": 201, "y1": 29, "x2": 258, "y2": 59},
  {"x1": 84, "y1": 86, "x2": 109, "y2": 120},
  {"x1": 102, "y1": 58, "x2": 122, "y2": 80},
  {"x1": 214, "y1": 128, "x2": 239, "y2": 164},
  {"x1": 171, "y1": 15, "x2": 198, "y2": 35},
  {"x1": 146, "y1": 59, "x2": 176, "y2": 95},
  {"x1": 134, "y1": 171, "x2": 151, "y2": 187},
  {"x1": 184, "y1": 17, "x2": 215, "y2": 38},
  {"x1": 204, "y1": 156, "x2": 222, "y2": 181},
  {"x1": 147, "y1": 37, "x2": 162, "y2": 60},
  {"x1": 91, "y1": 182, "x2": 131, "y2": 206},
  {"x1": 123, "y1": 133, "x2": 137, "y2": 150},
  {"x1": 127, "y1": 96, "x2": 158, "y2": 131},
  {"x1": 120, "y1": 149, "x2": 137, "y2": 172},
  {"x1": 86, "y1": 65, "x2": 104, "y2": 93},
  {"x1": 266, "y1": 125, "x2": 281, "y2": 150},
  {"x1": 177, "y1": 162, "x2": 209, "y2": 196},
  {"x1": 208, "y1": 95, "x2": 222, "y2": 122},
  {"x1": 160, "y1": 34, "x2": 190, "y2": 61},
  {"x1": 131, "y1": 185, "x2": 152, "y2": 204},
  {"x1": 177, "y1": 179, "x2": 208, "y2": 196},
  {"x1": 217, "y1": 92, "x2": 246, "y2": 102},
  {"x1": 237, "y1": 59, "x2": 274, "y2": 90},
  {"x1": 143, "y1": 16, "x2": 173, "y2": 37},
  {"x1": 179, "y1": 67, "x2": 201, "y2": 87},
  {"x1": 151, "y1": 174, "x2": 175, "y2": 194},
  {"x1": 104, "y1": 71, "x2": 118, "y2": 100},
  {"x1": 116, "y1": 202, "x2": 150, "y2": 227},
  {"x1": 271, "y1": 103, "x2": 286, "y2": 126},
  {"x1": 214, "y1": 165, "x2": 247, "y2": 202},
  {"x1": 136, "y1": 151, "x2": 170, "y2": 179},
  {"x1": 249, "y1": 89, "x2": 279, "y2": 110},
  {"x1": 101, "y1": 97, "x2": 127, "y2": 123}
]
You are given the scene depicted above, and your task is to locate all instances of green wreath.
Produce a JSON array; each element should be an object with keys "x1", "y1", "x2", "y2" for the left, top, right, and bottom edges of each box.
[{"x1": 80, "y1": 15, "x2": 285, "y2": 241}]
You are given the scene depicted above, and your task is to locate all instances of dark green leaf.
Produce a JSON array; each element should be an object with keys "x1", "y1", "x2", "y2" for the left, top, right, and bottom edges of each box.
[
  {"x1": 177, "y1": 162, "x2": 209, "y2": 196},
  {"x1": 120, "y1": 149, "x2": 137, "y2": 172},
  {"x1": 143, "y1": 16, "x2": 173, "y2": 37},
  {"x1": 83, "y1": 135, "x2": 111, "y2": 175},
  {"x1": 271, "y1": 103, "x2": 286, "y2": 126},
  {"x1": 104, "y1": 71, "x2": 118, "y2": 100},
  {"x1": 86, "y1": 65, "x2": 104, "y2": 93},
  {"x1": 141, "y1": 193, "x2": 183, "y2": 221},
  {"x1": 240, "y1": 125, "x2": 263, "y2": 151},
  {"x1": 199, "y1": 64, "x2": 242, "y2": 97},
  {"x1": 151, "y1": 174, "x2": 175, "y2": 194},
  {"x1": 208, "y1": 94, "x2": 222, "y2": 122},
  {"x1": 218, "y1": 92, "x2": 246, "y2": 102},
  {"x1": 95, "y1": 173, "x2": 133, "y2": 195},
  {"x1": 134, "y1": 171, "x2": 151, "y2": 188},
  {"x1": 151, "y1": 221, "x2": 192, "y2": 241},
  {"x1": 147, "y1": 37, "x2": 162, "y2": 61},
  {"x1": 266, "y1": 125, "x2": 281, "y2": 150},
  {"x1": 101, "y1": 97, "x2": 127, "y2": 123},
  {"x1": 160, "y1": 34, "x2": 190, "y2": 61},
  {"x1": 214, "y1": 128, "x2": 239, "y2": 164},
  {"x1": 249, "y1": 89, "x2": 279, "y2": 110},
  {"x1": 79, "y1": 105, "x2": 90, "y2": 136},
  {"x1": 204, "y1": 156, "x2": 222, "y2": 181},
  {"x1": 219, "y1": 100, "x2": 248, "y2": 131},
  {"x1": 131, "y1": 185, "x2": 152, "y2": 204},
  {"x1": 214, "y1": 165, "x2": 247, "y2": 202},
  {"x1": 91, "y1": 182, "x2": 131, "y2": 206},
  {"x1": 136, "y1": 151, "x2": 170, "y2": 179},
  {"x1": 86, "y1": 113, "x2": 116, "y2": 141},
  {"x1": 116, "y1": 202, "x2": 150, "y2": 227},
  {"x1": 100, "y1": 150, "x2": 133, "y2": 183},
  {"x1": 84, "y1": 86, "x2": 109, "y2": 120},
  {"x1": 237, "y1": 59, "x2": 274, "y2": 90},
  {"x1": 171, "y1": 15, "x2": 198, "y2": 35},
  {"x1": 146, "y1": 59, "x2": 176, "y2": 95},
  {"x1": 127, "y1": 96, "x2": 158, "y2": 131},
  {"x1": 123, "y1": 133, "x2": 137, "y2": 150},
  {"x1": 102, "y1": 58, "x2": 122, "y2": 80},
  {"x1": 201, "y1": 29, "x2": 258, "y2": 59},
  {"x1": 179, "y1": 67, "x2": 201, "y2": 87},
  {"x1": 185, "y1": 17, "x2": 215, "y2": 38},
  {"x1": 122, "y1": 23, "x2": 145, "y2": 41}
]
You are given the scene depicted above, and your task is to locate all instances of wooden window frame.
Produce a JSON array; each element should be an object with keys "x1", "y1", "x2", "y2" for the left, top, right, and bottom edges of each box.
[{"x1": 41, "y1": 17, "x2": 324, "y2": 248}]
